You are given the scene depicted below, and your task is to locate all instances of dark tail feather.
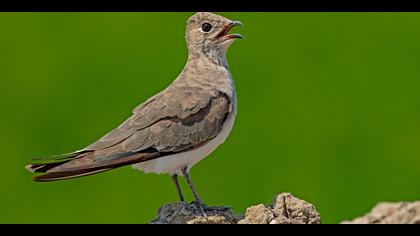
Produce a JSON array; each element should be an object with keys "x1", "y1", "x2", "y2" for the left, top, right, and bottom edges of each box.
[
  {"x1": 26, "y1": 149, "x2": 162, "y2": 182},
  {"x1": 25, "y1": 162, "x2": 69, "y2": 173},
  {"x1": 32, "y1": 168, "x2": 112, "y2": 182},
  {"x1": 31, "y1": 151, "x2": 86, "y2": 163},
  {"x1": 25, "y1": 151, "x2": 87, "y2": 173}
]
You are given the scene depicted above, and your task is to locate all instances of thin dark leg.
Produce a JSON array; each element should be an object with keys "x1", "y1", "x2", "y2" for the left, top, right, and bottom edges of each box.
[
  {"x1": 182, "y1": 167, "x2": 207, "y2": 217},
  {"x1": 171, "y1": 174, "x2": 185, "y2": 202}
]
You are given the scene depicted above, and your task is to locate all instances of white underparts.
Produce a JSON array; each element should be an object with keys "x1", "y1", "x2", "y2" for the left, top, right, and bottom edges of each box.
[{"x1": 132, "y1": 112, "x2": 236, "y2": 176}]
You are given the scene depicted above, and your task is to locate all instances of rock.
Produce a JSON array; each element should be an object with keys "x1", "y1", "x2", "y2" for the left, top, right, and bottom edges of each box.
[
  {"x1": 238, "y1": 204, "x2": 275, "y2": 224},
  {"x1": 150, "y1": 202, "x2": 239, "y2": 224},
  {"x1": 150, "y1": 193, "x2": 419, "y2": 224},
  {"x1": 238, "y1": 193, "x2": 321, "y2": 224},
  {"x1": 341, "y1": 201, "x2": 420, "y2": 224},
  {"x1": 151, "y1": 193, "x2": 320, "y2": 224}
]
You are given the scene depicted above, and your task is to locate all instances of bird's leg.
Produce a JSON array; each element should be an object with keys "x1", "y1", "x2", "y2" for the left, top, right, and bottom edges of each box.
[
  {"x1": 171, "y1": 174, "x2": 185, "y2": 203},
  {"x1": 182, "y1": 167, "x2": 207, "y2": 217}
]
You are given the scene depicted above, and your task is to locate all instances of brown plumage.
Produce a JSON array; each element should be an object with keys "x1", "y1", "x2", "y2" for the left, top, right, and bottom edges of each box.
[
  {"x1": 26, "y1": 91, "x2": 231, "y2": 181},
  {"x1": 25, "y1": 11, "x2": 243, "y2": 202}
]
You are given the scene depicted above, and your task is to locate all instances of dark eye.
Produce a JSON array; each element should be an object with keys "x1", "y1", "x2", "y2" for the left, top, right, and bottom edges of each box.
[{"x1": 201, "y1": 23, "x2": 212, "y2": 32}]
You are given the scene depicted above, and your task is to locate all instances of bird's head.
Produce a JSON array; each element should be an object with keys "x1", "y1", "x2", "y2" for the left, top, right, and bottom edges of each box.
[{"x1": 185, "y1": 12, "x2": 243, "y2": 62}]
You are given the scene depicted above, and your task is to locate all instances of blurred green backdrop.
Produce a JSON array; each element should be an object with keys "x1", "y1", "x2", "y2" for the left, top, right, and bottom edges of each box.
[{"x1": 0, "y1": 12, "x2": 420, "y2": 224}]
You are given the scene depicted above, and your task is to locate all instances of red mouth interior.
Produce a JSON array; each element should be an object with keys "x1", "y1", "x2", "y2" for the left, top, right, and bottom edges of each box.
[{"x1": 217, "y1": 24, "x2": 234, "y2": 38}]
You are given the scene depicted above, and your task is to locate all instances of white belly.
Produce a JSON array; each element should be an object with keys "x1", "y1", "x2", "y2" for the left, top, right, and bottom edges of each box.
[{"x1": 132, "y1": 112, "x2": 236, "y2": 175}]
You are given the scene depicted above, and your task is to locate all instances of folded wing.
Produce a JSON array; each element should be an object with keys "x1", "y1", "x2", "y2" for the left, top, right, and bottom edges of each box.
[{"x1": 28, "y1": 87, "x2": 232, "y2": 181}]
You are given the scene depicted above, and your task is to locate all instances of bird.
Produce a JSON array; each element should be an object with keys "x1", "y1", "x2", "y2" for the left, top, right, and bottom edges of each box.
[{"x1": 25, "y1": 12, "x2": 243, "y2": 215}]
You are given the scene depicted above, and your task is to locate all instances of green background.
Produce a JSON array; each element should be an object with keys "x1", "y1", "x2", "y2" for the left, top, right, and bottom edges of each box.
[{"x1": 1, "y1": 12, "x2": 419, "y2": 224}]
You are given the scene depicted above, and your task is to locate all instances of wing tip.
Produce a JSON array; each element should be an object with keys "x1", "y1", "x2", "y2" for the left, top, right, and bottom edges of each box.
[{"x1": 25, "y1": 164, "x2": 37, "y2": 173}]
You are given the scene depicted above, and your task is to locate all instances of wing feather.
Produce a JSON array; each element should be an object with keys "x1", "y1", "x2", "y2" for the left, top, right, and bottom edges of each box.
[{"x1": 39, "y1": 88, "x2": 231, "y2": 174}]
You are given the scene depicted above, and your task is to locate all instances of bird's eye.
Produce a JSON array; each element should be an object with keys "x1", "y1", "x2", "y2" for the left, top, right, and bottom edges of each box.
[{"x1": 201, "y1": 23, "x2": 212, "y2": 32}]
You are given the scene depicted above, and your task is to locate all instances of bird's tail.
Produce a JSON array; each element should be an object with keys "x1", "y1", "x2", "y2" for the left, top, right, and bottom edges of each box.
[
  {"x1": 24, "y1": 151, "x2": 112, "y2": 182},
  {"x1": 25, "y1": 151, "x2": 82, "y2": 173},
  {"x1": 29, "y1": 168, "x2": 112, "y2": 182}
]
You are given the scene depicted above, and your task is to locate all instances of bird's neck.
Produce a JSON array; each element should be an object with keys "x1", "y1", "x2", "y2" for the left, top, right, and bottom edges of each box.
[
  {"x1": 175, "y1": 52, "x2": 236, "y2": 100},
  {"x1": 188, "y1": 49, "x2": 229, "y2": 69}
]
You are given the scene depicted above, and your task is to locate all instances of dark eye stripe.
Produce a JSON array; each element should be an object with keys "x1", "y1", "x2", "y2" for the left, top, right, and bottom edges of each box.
[{"x1": 201, "y1": 23, "x2": 212, "y2": 32}]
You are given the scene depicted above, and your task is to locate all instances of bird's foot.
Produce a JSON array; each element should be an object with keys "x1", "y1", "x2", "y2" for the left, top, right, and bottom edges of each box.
[
  {"x1": 192, "y1": 201, "x2": 208, "y2": 218},
  {"x1": 178, "y1": 201, "x2": 188, "y2": 207}
]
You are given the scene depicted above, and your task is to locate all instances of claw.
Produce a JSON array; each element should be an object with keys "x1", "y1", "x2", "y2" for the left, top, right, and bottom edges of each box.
[
  {"x1": 197, "y1": 203, "x2": 208, "y2": 218},
  {"x1": 192, "y1": 200, "x2": 207, "y2": 218}
]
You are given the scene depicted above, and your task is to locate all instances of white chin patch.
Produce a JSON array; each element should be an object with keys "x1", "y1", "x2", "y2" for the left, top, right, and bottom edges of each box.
[{"x1": 221, "y1": 39, "x2": 235, "y2": 49}]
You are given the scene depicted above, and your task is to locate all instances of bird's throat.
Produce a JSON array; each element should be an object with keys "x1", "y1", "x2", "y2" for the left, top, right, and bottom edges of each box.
[{"x1": 188, "y1": 49, "x2": 229, "y2": 69}]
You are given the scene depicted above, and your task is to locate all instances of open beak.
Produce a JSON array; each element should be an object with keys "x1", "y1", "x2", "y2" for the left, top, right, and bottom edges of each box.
[{"x1": 217, "y1": 21, "x2": 244, "y2": 40}]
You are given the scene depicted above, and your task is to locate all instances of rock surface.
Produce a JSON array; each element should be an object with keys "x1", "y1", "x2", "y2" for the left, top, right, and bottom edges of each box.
[
  {"x1": 150, "y1": 202, "x2": 239, "y2": 224},
  {"x1": 238, "y1": 193, "x2": 321, "y2": 224},
  {"x1": 151, "y1": 193, "x2": 321, "y2": 224},
  {"x1": 342, "y1": 201, "x2": 420, "y2": 224}
]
